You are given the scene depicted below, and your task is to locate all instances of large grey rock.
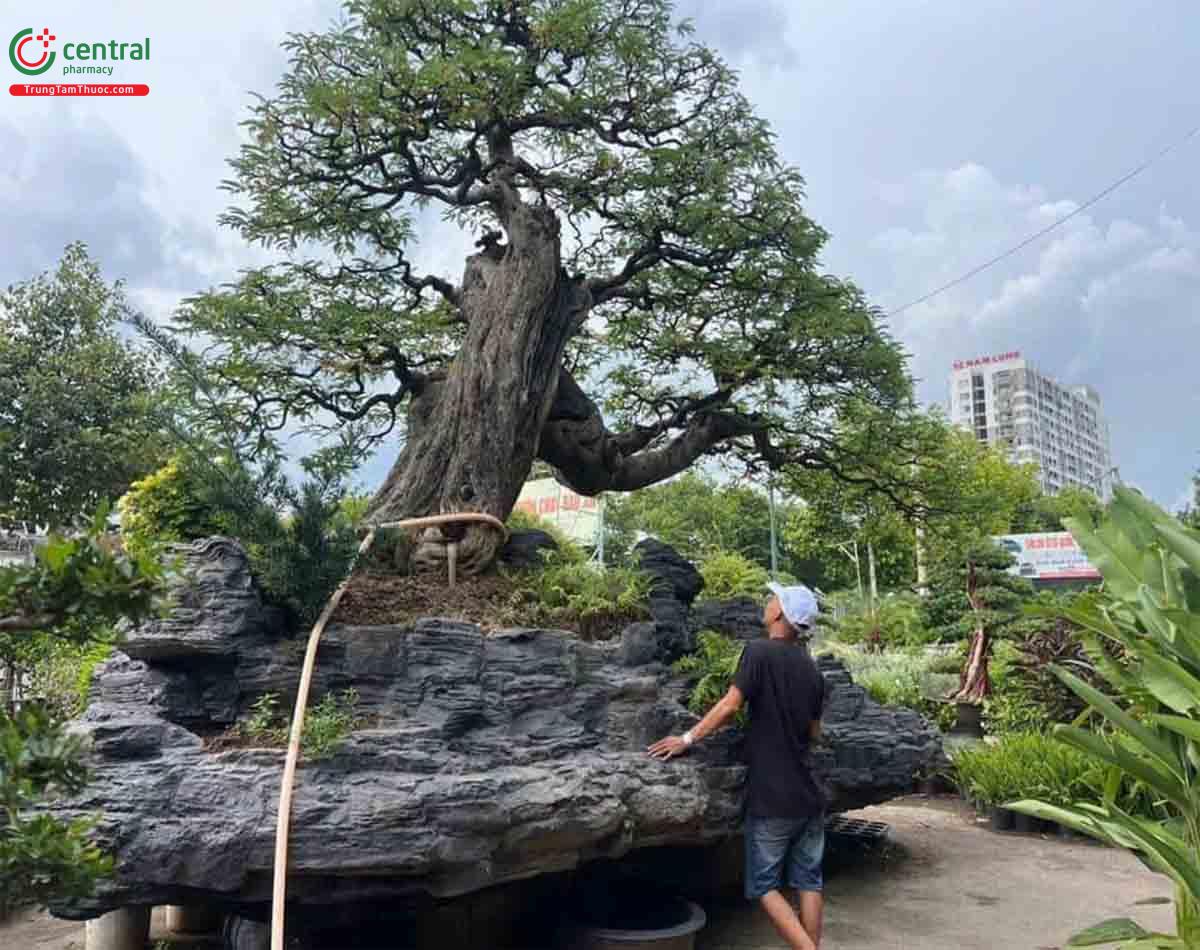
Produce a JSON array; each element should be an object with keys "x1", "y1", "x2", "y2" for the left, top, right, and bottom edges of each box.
[
  {"x1": 633, "y1": 539, "x2": 702, "y2": 664},
  {"x1": 498, "y1": 529, "x2": 558, "y2": 570},
  {"x1": 49, "y1": 538, "x2": 941, "y2": 922},
  {"x1": 690, "y1": 597, "x2": 764, "y2": 642},
  {"x1": 634, "y1": 539, "x2": 703, "y2": 604}
]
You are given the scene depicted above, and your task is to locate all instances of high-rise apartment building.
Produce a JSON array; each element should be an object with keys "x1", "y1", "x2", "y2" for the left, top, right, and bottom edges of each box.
[{"x1": 948, "y1": 350, "x2": 1114, "y2": 499}]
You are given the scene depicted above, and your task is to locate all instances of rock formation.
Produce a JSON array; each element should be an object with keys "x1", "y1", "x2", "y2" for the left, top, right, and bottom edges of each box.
[{"x1": 49, "y1": 535, "x2": 941, "y2": 924}]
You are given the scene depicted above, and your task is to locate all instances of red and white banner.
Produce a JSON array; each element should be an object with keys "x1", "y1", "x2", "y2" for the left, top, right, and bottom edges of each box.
[{"x1": 993, "y1": 531, "x2": 1100, "y2": 581}]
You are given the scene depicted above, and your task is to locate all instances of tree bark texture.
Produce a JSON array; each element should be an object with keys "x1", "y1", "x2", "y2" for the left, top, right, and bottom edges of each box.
[
  {"x1": 366, "y1": 202, "x2": 590, "y2": 574},
  {"x1": 949, "y1": 562, "x2": 990, "y2": 704},
  {"x1": 950, "y1": 628, "x2": 991, "y2": 704}
]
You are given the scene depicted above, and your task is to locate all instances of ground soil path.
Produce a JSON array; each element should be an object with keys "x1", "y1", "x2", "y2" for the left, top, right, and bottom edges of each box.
[
  {"x1": 700, "y1": 798, "x2": 1176, "y2": 950},
  {"x1": 3, "y1": 798, "x2": 1175, "y2": 950}
]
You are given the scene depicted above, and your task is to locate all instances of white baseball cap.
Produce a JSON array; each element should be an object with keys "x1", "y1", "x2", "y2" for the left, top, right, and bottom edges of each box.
[{"x1": 767, "y1": 582, "x2": 819, "y2": 631}]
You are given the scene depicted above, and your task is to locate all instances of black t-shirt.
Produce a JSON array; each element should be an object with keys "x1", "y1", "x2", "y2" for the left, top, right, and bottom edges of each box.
[{"x1": 733, "y1": 638, "x2": 827, "y2": 818}]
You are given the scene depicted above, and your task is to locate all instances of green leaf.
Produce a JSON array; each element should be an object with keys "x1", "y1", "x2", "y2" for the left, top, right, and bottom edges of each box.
[
  {"x1": 1051, "y1": 667, "x2": 1180, "y2": 777},
  {"x1": 1066, "y1": 918, "x2": 1149, "y2": 946},
  {"x1": 1151, "y1": 714, "x2": 1200, "y2": 739},
  {"x1": 1140, "y1": 654, "x2": 1200, "y2": 715},
  {"x1": 1155, "y1": 520, "x2": 1200, "y2": 584},
  {"x1": 1052, "y1": 726, "x2": 1190, "y2": 811},
  {"x1": 1065, "y1": 514, "x2": 1143, "y2": 601}
]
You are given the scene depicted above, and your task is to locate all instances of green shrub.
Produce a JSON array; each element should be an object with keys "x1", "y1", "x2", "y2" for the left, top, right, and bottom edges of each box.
[
  {"x1": 243, "y1": 693, "x2": 285, "y2": 745},
  {"x1": 697, "y1": 550, "x2": 769, "y2": 600},
  {"x1": 119, "y1": 453, "x2": 360, "y2": 629},
  {"x1": 673, "y1": 630, "x2": 746, "y2": 724},
  {"x1": 831, "y1": 593, "x2": 934, "y2": 650},
  {"x1": 0, "y1": 706, "x2": 113, "y2": 914},
  {"x1": 951, "y1": 733, "x2": 1093, "y2": 808},
  {"x1": 238, "y1": 689, "x2": 361, "y2": 760},
  {"x1": 510, "y1": 552, "x2": 649, "y2": 639},
  {"x1": 303, "y1": 689, "x2": 361, "y2": 760},
  {"x1": 26, "y1": 637, "x2": 115, "y2": 720},
  {"x1": 983, "y1": 607, "x2": 1099, "y2": 738},
  {"x1": 983, "y1": 641, "x2": 1051, "y2": 737},
  {"x1": 117, "y1": 457, "x2": 222, "y2": 558},
  {"x1": 821, "y1": 642, "x2": 958, "y2": 730},
  {"x1": 927, "y1": 643, "x2": 967, "y2": 675}
]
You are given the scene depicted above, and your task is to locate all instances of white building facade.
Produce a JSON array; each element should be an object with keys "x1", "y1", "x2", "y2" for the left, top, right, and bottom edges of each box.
[{"x1": 948, "y1": 350, "x2": 1114, "y2": 499}]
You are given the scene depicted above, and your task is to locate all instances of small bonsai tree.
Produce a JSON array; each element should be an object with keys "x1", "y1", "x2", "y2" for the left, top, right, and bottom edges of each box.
[{"x1": 925, "y1": 541, "x2": 1031, "y2": 704}]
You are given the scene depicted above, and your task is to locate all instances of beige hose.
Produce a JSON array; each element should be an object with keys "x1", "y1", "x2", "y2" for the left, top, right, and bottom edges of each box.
[{"x1": 270, "y1": 512, "x2": 507, "y2": 950}]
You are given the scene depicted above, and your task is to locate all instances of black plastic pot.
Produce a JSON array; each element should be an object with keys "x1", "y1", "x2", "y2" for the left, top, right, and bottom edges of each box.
[
  {"x1": 949, "y1": 702, "x2": 985, "y2": 739},
  {"x1": 1012, "y1": 812, "x2": 1041, "y2": 834},
  {"x1": 989, "y1": 807, "x2": 1014, "y2": 832},
  {"x1": 1056, "y1": 823, "x2": 1081, "y2": 842}
]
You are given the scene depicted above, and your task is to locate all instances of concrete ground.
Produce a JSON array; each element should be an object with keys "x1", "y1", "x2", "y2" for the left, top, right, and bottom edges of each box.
[
  {"x1": 699, "y1": 798, "x2": 1176, "y2": 950},
  {"x1": 2, "y1": 797, "x2": 1176, "y2": 950}
]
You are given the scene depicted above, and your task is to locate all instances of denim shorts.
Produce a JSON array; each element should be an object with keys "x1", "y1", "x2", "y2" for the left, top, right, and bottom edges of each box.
[{"x1": 744, "y1": 814, "x2": 825, "y2": 900}]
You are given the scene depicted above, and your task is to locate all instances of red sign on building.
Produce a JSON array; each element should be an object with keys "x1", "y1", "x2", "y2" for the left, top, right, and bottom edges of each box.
[{"x1": 953, "y1": 350, "x2": 1021, "y2": 371}]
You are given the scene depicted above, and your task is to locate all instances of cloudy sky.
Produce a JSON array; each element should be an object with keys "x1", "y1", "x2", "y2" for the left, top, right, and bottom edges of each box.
[{"x1": 3, "y1": 1, "x2": 1197, "y2": 507}]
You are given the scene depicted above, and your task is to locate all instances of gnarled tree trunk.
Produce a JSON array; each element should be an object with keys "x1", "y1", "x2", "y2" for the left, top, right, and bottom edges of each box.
[
  {"x1": 949, "y1": 560, "x2": 991, "y2": 703},
  {"x1": 949, "y1": 627, "x2": 991, "y2": 704},
  {"x1": 366, "y1": 201, "x2": 590, "y2": 574}
]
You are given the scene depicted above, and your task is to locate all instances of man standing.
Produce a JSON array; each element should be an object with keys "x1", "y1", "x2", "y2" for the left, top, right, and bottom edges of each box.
[{"x1": 648, "y1": 583, "x2": 826, "y2": 950}]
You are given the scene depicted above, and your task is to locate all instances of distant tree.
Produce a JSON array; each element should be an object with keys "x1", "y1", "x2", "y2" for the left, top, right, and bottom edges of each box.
[
  {"x1": 1012, "y1": 486, "x2": 1104, "y2": 534},
  {"x1": 782, "y1": 406, "x2": 1042, "y2": 592},
  {"x1": 601, "y1": 472, "x2": 816, "y2": 580},
  {"x1": 1181, "y1": 469, "x2": 1200, "y2": 531},
  {"x1": 0, "y1": 244, "x2": 170, "y2": 530}
]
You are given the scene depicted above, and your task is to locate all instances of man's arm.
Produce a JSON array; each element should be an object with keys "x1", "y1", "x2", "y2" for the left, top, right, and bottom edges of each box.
[
  {"x1": 809, "y1": 718, "x2": 822, "y2": 744},
  {"x1": 647, "y1": 684, "x2": 745, "y2": 760}
]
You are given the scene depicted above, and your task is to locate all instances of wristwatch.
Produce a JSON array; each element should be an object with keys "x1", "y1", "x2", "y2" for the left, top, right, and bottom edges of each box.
[{"x1": 682, "y1": 730, "x2": 695, "y2": 746}]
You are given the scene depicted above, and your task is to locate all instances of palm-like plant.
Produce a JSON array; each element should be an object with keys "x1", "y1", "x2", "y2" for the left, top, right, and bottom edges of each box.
[{"x1": 1010, "y1": 487, "x2": 1200, "y2": 948}]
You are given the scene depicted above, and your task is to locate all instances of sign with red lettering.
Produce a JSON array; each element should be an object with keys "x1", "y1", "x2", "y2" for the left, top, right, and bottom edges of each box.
[
  {"x1": 953, "y1": 350, "x2": 1021, "y2": 371},
  {"x1": 993, "y1": 531, "x2": 1098, "y2": 581},
  {"x1": 514, "y1": 478, "x2": 603, "y2": 544}
]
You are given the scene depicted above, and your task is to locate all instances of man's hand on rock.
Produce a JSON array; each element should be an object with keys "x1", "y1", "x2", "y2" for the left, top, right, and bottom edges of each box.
[{"x1": 647, "y1": 735, "x2": 689, "y2": 760}]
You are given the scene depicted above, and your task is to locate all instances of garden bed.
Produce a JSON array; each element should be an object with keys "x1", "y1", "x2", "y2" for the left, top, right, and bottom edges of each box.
[
  {"x1": 334, "y1": 569, "x2": 528, "y2": 630},
  {"x1": 332, "y1": 569, "x2": 642, "y2": 640}
]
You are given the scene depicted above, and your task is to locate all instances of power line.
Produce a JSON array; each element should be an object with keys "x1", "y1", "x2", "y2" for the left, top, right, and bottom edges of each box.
[{"x1": 886, "y1": 123, "x2": 1200, "y2": 317}]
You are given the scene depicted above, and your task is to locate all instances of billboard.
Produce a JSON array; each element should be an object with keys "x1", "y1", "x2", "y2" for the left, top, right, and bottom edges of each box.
[
  {"x1": 992, "y1": 531, "x2": 1100, "y2": 582},
  {"x1": 513, "y1": 478, "x2": 602, "y2": 545}
]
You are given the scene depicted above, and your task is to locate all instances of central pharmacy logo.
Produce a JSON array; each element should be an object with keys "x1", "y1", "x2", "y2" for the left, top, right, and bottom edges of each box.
[{"x1": 9, "y1": 27, "x2": 56, "y2": 75}]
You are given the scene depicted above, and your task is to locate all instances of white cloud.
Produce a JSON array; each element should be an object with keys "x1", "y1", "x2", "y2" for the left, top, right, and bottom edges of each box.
[{"x1": 856, "y1": 162, "x2": 1200, "y2": 505}]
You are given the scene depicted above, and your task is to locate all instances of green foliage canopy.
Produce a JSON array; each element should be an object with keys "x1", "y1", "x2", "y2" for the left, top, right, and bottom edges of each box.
[
  {"x1": 0, "y1": 244, "x2": 170, "y2": 530},
  {"x1": 168, "y1": 0, "x2": 915, "y2": 506}
]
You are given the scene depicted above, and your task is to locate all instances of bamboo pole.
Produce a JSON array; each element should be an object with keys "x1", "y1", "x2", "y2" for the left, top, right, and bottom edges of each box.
[{"x1": 270, "y1": 512, "x2": 506, "y2": 950}]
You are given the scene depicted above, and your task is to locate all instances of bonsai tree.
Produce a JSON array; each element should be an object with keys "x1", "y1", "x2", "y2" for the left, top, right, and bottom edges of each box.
[
  {"x1": 175, "y1": 0, "x2": 915, "y2": 576},
  {"x1": 925, "y1": 541, "x2": 1032, "y2": 704}
]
